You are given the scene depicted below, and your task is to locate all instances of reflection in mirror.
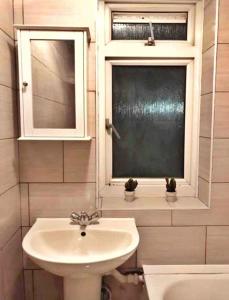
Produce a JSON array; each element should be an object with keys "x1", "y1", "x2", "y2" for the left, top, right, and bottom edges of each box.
[{"x1": 31, "y1": 40, "x2": 76, "y2": 129}]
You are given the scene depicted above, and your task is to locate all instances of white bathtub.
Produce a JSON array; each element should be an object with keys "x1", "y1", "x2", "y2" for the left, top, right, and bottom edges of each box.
[{"x1": 143, "y1": 265, "x2": 229, "y2": 300}]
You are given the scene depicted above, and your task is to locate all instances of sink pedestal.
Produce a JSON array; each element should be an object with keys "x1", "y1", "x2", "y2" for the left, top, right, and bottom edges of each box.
[{"x1": 64, "y1": 276, "x2": 101, "y2": 300}]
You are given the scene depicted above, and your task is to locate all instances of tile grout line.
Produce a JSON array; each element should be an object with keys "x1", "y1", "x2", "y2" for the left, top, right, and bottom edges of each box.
[
  {"x1": 0, "y1": 137, "x2": 18, "y2": 141},
  {"x1": 0, "y1": 183, "x2": 18, "y2": 198},
  {"x1": 0, "y1": 227, "x2": 21, "y2": 251},
  {"x1": 202, "y1": 44, "x2": 216, "y2": 55},
  {"x1": 28, "y1": 183, "x2": 31, "y2": 226},
  {"x1": 22, "y1": 0, "x2": 25, "y2": 25},
  {"x1": 32, "y1": 269, "x2": 35, "y2": 300},
  {"x1": 0, "y1": 82, "x2": 17, "y2": 90},
  {"x1": 0, "y1": 28, "x2": 14, "y2": 41},
  {"x1": 63, "y1": 142, "x2": 65, "y2": 183},
  {"x1": 205, "y1": 226, "x2": 208, "y2": 264}
]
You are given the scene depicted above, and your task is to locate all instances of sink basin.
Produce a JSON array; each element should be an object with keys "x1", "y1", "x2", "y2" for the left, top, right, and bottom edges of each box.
[{"x1": 22, "y1": 217, "x2": 139, "y2": 300}]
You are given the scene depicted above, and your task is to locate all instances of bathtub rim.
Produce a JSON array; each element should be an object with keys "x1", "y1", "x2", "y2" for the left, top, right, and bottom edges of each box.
[
  {"x1": 143, "y1": 264, "x2": 229, "y2": 275},
  {"x1": 143, "y1": 265, "x2": 229, "y2": 300}
]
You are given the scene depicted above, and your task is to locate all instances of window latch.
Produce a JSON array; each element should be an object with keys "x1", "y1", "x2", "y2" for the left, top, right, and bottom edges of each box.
[
  {"x1": 105, "y1": 118, "x2": 121, "y2": 140},
  {"x1": 145, "y1": 22, "x2": 155, "y2": 46}
]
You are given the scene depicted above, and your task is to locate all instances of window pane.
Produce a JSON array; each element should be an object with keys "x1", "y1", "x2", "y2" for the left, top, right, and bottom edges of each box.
[
  {"x1": 112, "y1": 12, "x2": 187, "y2": 40},
  {"x1": 112, "y1": 66, "x2": 186, "y2": 178}
]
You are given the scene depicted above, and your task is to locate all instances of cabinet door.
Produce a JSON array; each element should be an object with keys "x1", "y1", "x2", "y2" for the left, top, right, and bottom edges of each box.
[{"x1": 18, "y1": 30, "x2": 86, "y2": 138}]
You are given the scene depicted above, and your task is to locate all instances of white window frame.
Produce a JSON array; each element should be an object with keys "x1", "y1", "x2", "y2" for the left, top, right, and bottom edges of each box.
[
  {"x1": 97, "y1": 0, "x2": 203, "y2": 198},
  {"x1": 17, "y1": 30, "x2": 87, "y2": 139},
  {"x1": 105, "y1": 3, "x2": 195, "y2": 45}
]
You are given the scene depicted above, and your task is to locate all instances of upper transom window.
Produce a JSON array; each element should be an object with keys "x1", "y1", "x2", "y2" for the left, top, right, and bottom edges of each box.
[
  {"x1": 112, "y1": 12, "x2": 188, "y2": 41},
  {"x1": 105, "y1": 3, "x2": 196, "y2": 45}
]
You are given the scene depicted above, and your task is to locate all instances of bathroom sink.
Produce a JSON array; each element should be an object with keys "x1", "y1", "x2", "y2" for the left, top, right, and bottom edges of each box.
[{"x1": 22, "y1": 217, "x2": 139, "y2": 300}]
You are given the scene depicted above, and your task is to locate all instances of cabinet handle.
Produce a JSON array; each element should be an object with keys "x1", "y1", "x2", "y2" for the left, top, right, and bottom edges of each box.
[
  {"x1": 23, "y1": 81, "x2": 28, "y2": 87},
  {"x1": 105, "y1": 118, "x2": 121, "y2": 140}
]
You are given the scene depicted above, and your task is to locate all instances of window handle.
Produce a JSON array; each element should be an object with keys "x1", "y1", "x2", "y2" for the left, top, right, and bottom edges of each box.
[
  {"x1": 105, "y1": 118, "x2": 121, "y2": 140},
  {"x1": 145, "y1": 22, "x2": 155, "y2": 46}
]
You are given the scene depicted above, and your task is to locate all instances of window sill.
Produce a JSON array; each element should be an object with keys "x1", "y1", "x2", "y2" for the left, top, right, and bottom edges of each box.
[
  {"x1": 18, "y1": 136, "x2": 92, "y2": 141},
  {"x1": 100, "y1": 196, "x2": 209, "y2": 211}
]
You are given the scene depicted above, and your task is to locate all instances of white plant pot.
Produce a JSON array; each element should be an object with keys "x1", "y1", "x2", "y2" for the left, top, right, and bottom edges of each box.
[
  {"x1": 124, "y1": 191, "x2": 135, "y2": 202},
  {"x1": 166, "y1": 191, "x2": 177, "y2": 202}
]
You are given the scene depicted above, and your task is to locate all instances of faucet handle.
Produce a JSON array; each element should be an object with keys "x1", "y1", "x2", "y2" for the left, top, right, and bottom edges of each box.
[
  {"x1": 88, "y1": 211, "x2": 100, "y2": 225},
  {"x1": 88, "y1": 211, "x2": 99, "y2": 219},
  {"x1": 70, "y1": 211, "x2": 80, "y2": 220}
]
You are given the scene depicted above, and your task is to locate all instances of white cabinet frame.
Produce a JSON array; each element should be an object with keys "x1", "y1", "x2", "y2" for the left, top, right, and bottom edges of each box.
[{"x1": 17, "y1": 28, "x2": 90, "y2": 140}]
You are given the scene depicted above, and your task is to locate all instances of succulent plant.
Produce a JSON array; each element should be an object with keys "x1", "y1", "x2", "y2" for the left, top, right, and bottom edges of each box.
[
  {"x1": 125, "y1": 178, "x2": 138, "y2": 192},
  {"x1": 165, "y1": 177, "x2": 176, "y2": 193}
]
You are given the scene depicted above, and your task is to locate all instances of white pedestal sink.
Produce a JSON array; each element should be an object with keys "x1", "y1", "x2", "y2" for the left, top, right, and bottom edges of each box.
[{"x1": 22, "y1": 218, "x2": 139, "y2": 300}]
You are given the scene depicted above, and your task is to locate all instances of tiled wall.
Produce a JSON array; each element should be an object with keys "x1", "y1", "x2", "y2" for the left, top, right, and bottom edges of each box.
[
  {"x1": 13, "y1": 0, "x2": 229, "y2": 300},
  {"x1": 0, "y1": 0, "x2": 24, "y2": 299}
]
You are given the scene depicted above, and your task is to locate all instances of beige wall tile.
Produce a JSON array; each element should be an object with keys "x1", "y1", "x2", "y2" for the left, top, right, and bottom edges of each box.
[
  {"x1": 32, "y1": 57, "x2": 75, "y2": 108},
  {"x1": 214, "y1": 92, "x2": 229, "y2": 137},
  {"x1": 216, "y1": 44, "x2": 229, "y2": 91},
  {"x1": 20, "y1": 184, "x2": 29, "y2": 226},
  {"x1": 23, "y1": 0, "x2": 96, "y2": 41},
  {"x1": 22, "y1": 227, "x2": 40, "y2": 269},
  {"x1": 24, "y1": 271, "x2": 33, "y2": 300},
  {"x1": 0, "y1": 31, "x2": 16, "y2": 89},
  {"x1": 218, "y1": 0, "x2": 229, "y2": 43},
  {"x1": 29, "y1": 183, "x2": 96, "y2": 223},
  {"x1": 88, "y1": 92, "x2": 96, "y2": 137},
  {"x1": 198, "y1": 177, "x2": 210, "y2": 206},
  {"x1": 199, "y1": 137, "x2": 211, "y2": 181},
  {"x1": 137, "y1": 227, "x2": 206, "y2": 265},
  {"x1": 19, "y1": 141, "x2": 63, "y2": 183},
  {"x1": 0, "y1": 254, "x2": 4, "y2": 300},
  {"x1": 212, "y1": 139, "x2": 229, "y2": 182},
  {"x1": 200, "y1": 93, "x2": 213, "y2": 138},
  {"x1": 203, "y1": 0, "x2": 217, "y2": 52},
  {"x1": 102, "y1": 210, "x2": 171, "y2": 226},
  {"x1": 0, "y1": 139, "x2": 18, "y2": 195},
  {"x1": 64, "y1": 140, "x2": 96, "y2": 182},
  {"x1": 0, "y1": 185, "x2": 20, "y2": 248},
  {"x1": 88, "y1": 42, "x2": 96, "y2": 91},
  {"x1": 33, "y1": 270, "x2": 63, "y2": 300},
  {"x1": 2, "y1": 230, "x2": 24, "y2": 300},
  {"x1": 0, "y1": 86, "x2": 18, "y2": 139},
  {"x1": 0, "y1": 0, "x2": 14, "y2": 38},
  {"x1": 201, "y1": 46, "x2": 215, "y2": 95},
  {"x1": 104, "y1": 275, "x2": 148, "y2": 300},
  {"x1": 33, "y1": 96, "x2": 75, "y2": 130},
  {"x1": 31, "y1": 39, "x2": 75, "y2": 79},
  {"x1": 13, "y1": 0, "x2": 23, "y2": 25},
  {"x1": 173, "y1": 183, "x2": 229, "y2": 225},
  {"x1": 206, "y1": 226, "x2": 229, "y2": 263},
  {"x1": 118, "y1": 252, "x2": 137, "y2": 272}
]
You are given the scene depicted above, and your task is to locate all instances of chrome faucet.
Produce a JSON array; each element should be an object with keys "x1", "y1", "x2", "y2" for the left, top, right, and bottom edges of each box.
[{"x1": 70, "y1": 211, "x2": 100, "y2": 228}]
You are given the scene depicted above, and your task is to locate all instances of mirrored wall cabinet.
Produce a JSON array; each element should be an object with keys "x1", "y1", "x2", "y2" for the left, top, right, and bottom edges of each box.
[{"x1": 16, "y1": 26, "x2": 91, "y2": 141}]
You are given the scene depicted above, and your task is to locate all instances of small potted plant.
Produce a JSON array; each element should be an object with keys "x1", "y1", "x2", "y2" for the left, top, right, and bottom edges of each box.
[
  {"x1": 124, "y1": 178, "x2": 138, "y2": 202},
  {"x1": 165, "y1": 177, "x2": 177, "y2": 202}
]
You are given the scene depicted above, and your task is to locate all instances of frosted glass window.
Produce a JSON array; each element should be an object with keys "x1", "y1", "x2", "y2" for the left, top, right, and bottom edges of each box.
[
  {"x1": 112, "y1": 66, "x2": 186, "y2": 178},
  {"x1": 112, "y1": 12, "x2": 188, "y2": 40}
]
